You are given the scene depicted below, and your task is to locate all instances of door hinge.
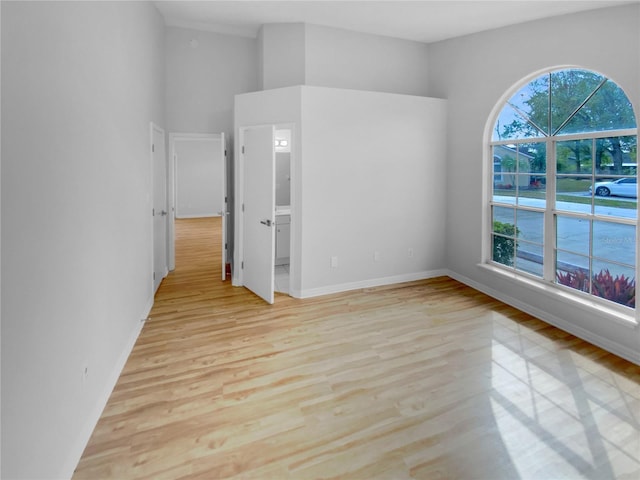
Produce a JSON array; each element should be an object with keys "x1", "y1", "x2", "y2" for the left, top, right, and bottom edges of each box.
[
  {"x1": 225, "y1": 196, "x2": 228, "y2": 203},
  {"x1": 225, "y1": 149, "x2": 227, "y2": 157},
  {"x1": 152, "y1": 208, "x2": 155, "y2": 216},
  {"x1": 242, "y1": 145, "x2": 245, "y2": 154},
  {"x1": 241, "y1": 261, "x2": 244, "y2": 269},
  {"x1": 242, "y1": 203, "x2": 245, "y2": 212},
  {"x1": 152, "y1": 144, "x2": 155, "y2": 153},
  {"x1": 153, "y1": 272, "x2": 156, "y2": 280},
  {"x1": 225, "y1": 242, "x2": 228, "y2": 250}
]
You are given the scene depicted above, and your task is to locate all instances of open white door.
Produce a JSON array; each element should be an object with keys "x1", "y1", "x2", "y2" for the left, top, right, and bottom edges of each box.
[
  {"x1": 242, "y1": 126, "x2": 276, "y2": 304},
  {"x1": 152, "y1": 123, "x2": 168, "y2": 293}
]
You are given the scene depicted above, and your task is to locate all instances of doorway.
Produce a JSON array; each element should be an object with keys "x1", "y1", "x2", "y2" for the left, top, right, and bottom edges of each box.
[
  {"x1": 274, "y1": 129, "x2": 291, "y2": 294},
  {"x1": 169, "y1": 133, "x2": 227, "y2": 280},
  {"x1": 235, "y1": 124, "x2": 294, "y2": 303}
]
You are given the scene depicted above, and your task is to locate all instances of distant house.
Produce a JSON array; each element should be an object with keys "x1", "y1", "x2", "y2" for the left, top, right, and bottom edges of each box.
[{"x1": 493, "y1": 144, "x2": 534, "y2": 188}]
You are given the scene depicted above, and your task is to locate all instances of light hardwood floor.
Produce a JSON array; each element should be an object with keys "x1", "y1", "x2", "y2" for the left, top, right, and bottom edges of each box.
[{"x1": 74, "y1": 218, "x2": 640, "y2": 479}]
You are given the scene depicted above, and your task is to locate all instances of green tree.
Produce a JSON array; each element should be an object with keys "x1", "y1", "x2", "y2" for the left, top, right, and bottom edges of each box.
[
  {"x1": 556, "y1": 139, "x2": 592, "y2": 174},
  {"x1": 499, "y1": 69, "x2": 637, "y2": 175}
]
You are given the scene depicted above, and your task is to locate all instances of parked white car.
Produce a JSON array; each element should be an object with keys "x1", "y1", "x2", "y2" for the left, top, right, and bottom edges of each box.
[{"x1": 590, "y1": 178, "x2": 637, "y2": 197}]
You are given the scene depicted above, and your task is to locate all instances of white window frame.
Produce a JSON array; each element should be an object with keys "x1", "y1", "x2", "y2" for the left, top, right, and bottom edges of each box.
[{"x1": 485, "y1": 71, "x2": 638, "y2": 326}]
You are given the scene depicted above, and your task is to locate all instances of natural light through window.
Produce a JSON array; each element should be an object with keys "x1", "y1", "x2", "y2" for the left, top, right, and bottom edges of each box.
[
  {"x1": 490, "y1": 336, "x2": 639, "y2": 478},
  {"x1": 490, "y1": 68, "x2": 637, "y2": 311}
]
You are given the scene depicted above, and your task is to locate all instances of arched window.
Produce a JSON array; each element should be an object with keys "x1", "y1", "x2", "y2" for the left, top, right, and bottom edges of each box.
[{"x1": 490, "y1": 68, "x2": 637, "y2": 310}]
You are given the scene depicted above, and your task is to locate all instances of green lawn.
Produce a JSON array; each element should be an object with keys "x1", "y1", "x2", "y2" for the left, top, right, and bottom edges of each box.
[{"x1": 556, "y1": 178, "x2": 591, "y2": 192}]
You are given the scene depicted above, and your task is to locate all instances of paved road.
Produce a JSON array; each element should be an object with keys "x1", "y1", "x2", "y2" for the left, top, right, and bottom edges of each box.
[{"x1": 493, "y1": 195, "x2": 636, "y2": 277}]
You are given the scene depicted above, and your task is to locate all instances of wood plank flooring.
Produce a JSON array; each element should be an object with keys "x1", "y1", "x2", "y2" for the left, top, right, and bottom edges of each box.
[{"x1": 74, "y1": 217, "x2": 640, "y2": 479}]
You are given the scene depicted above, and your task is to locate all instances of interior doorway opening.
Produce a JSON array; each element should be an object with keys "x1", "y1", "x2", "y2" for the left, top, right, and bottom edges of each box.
[
  {"x1": 274, "y1": 128, "x2": 291, "y2": 294},
  {"x1": 235, "y1": 124, "x2": 294, "y2": 304},
  {"x1": 169, "y1": 133, "x2": 228, "y2": 280}
]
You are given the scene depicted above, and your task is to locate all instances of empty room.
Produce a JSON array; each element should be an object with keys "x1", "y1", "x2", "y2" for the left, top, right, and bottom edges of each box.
[{"x1": 2, "y1": 1, "x2": 639, "y2": 479}]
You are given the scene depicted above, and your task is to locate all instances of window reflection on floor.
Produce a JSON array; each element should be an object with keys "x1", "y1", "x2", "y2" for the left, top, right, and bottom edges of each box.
[{"x1": 489, "y1": 317, "x2": 639, "y2": 478}]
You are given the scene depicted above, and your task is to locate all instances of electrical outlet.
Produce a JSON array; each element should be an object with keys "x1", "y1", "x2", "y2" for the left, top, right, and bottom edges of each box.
[
  {"x1": 331, "y1": 256, "x2": 339, "y2": 268},
  {"x1": 408, "y1": 248, "x2": 414, "y2": 258}
]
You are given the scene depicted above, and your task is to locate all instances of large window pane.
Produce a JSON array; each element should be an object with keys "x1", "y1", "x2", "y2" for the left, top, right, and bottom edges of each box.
[
  {"x1": 557, "y1": 140, "x2": 592, "y2": 175},
  {"x1": 507, "y1": 142, "x2": 547, "y2": 207},
  {"x1": 493, "y1": 206, "x2": 514, "y2": 225},
  {"x1": 493, "y1": 145, "x2": 517, "y2": 204},
  {"x1": 556, "y1": 251, "x2": 590, "y2": 293},
  {"x1": 492, "y1": 206, "x2": 517, "y2": 267},
  {"x1": 594, "y1": 136, "x2": 637, "y2": 175},
  {"x1": 516, "y1": 241, "x2": 543, "y2": 277},
  {"x1": 557, "y1": 216, "x2": 590, "y2": 256},
  {"x1": 493, "y1": 144, "x2": 520, "y2": 183},
  {"x1": 516, "y1": 175, "x2": 546, "y2": 208},
  {"x1": 556, "y1": 139, "x2": 592, "y2": 213},
  {"x1": 506, "y1": 76, "x2": 550, "y2": 136},
  {"x1": 592, "y1": 172, "x2": 637, "y2": 220},
  {"x1": 556, "y1": 175, "x2": 591, "y2": 214},
  {"x1": 593, "y1": 221, "x2": 635, "y2": 268},
  {"x1": 593, "y1": 199, "x2": 637, "y2": 220},
  {"x1": 550, "y1": 70, "x2": 607, "y2": 134},
  {"x1": 591, "y1": 261, "x2": 636, "y2": 308},
  {"x1": 557, "y1": 80, "x2": 637, "y2": 135},
  {"x1": 519, "y1": 142, "x2": 546, "y2": 174},
  {"x1": 492, "y1": 105, "x2": 543, "y2": 141},
  {"x1": 516, "y1": 210, "x2": 543, "y2": 243}
]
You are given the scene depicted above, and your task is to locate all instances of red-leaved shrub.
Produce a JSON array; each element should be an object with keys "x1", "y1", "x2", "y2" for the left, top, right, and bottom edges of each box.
[
  {"x1": 557, "y1": 269, "x2": 636, "y2": 308},
  {"x1": 556, "y1": 270, "x2": 590, "y2": 292},
  {"x1": 591, "y1": 269, "x2": 636, "y2": 308}
]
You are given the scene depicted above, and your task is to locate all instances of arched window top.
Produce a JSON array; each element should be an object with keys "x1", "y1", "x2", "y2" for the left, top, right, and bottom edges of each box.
[{"x1": 493, "y1": 69, "x2": 637, "y2": 141}]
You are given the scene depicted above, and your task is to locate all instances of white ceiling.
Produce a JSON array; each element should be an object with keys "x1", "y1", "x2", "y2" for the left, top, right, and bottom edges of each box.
[{"x1": 154, "y1": 0, "x2": 636, "y2": 43}]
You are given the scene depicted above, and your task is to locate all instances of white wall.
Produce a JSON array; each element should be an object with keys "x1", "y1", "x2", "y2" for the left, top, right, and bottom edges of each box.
[
  {"x1": 299, "y1": 86, "x2": 447, "y2": 296},
  {"x1": 175, "y1": 138, "x2": 224, "y2": 218},
  {"x1": 305, "y1": 24, "x2": 430, "y2": 96},
  {"x1": 258, "y1": 23, "x2": 430, "y2": 96},
  {"x1": 428, "y1": 4, "x2": 640, "y2": 363},
  {"x1": 165, "y1": 26, "x2": 258, "y2": 135},
  {"x1": 1, "y1": 2, "x2": 165, "y2": 478},
  {"x1": 260, "y1": 23, "x2": 306, "y2": 90},
  {"x1": 234, "y1": 86, "x2": 447, "y2": 298}
]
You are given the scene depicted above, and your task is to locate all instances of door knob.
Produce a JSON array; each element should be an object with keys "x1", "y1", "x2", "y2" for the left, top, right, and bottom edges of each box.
[
  {"x1": 160, "y1": 210, "x2": 168, "y2": 216},
  {"x1": 260, "y1": 219, "x2": 273, "y2": 227}
]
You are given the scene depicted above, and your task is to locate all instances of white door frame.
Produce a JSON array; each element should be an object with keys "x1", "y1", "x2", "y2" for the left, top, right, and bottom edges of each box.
[
  {"x1": 234, "y1": 123, "x2": 295, "y2": 291},
  {"x1": 168, "y1": 132, "x2": 227, "y2": 272}
]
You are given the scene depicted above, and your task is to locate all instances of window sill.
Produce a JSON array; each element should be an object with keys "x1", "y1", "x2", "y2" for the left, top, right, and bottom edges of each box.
[{"x1": 477, "y1": 263, "x2": 638, "y2": 329}]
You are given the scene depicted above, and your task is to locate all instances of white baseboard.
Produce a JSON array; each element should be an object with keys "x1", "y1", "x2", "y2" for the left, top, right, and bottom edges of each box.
[
  {"x1": 294, "y1": 269, "x2": 449, "y2": 299},
  {"x1": 447, "y1": 270, "x2": 640, "y2": 366},
  {"x1": 61, "y1": 296, "x2": 153, "y2": 479}
]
